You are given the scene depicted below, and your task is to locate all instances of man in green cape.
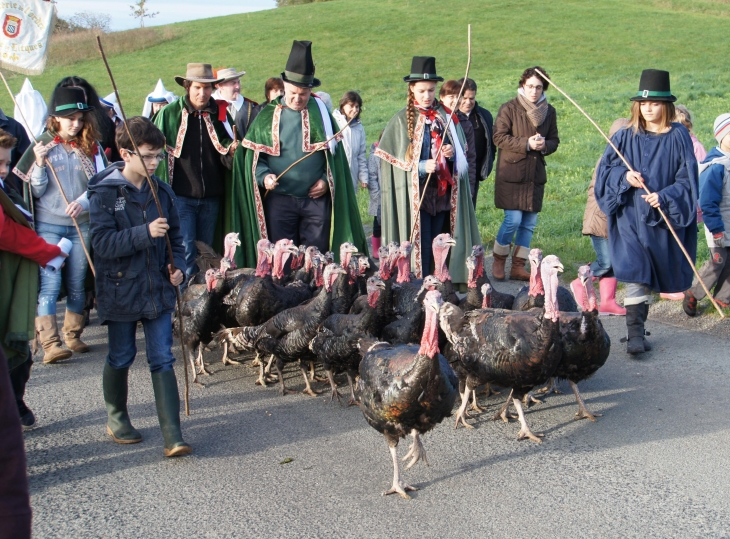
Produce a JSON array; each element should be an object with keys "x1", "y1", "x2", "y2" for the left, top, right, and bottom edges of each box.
[
  {"x1": 153, "y1": 63, "x2": 235, "y2": 281},
  {"x1": 229, "y1": 41, "x2": 367, "y2": 267}
]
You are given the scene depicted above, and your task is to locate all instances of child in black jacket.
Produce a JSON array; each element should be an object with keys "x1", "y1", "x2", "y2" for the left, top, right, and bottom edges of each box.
[{"x1": 88, "y1": 117, "x2": 191, "y2": 457}]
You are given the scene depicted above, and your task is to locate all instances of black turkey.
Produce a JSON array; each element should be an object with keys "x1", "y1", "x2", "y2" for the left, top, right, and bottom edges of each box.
[
  {"x1": 459, "y1": 245, "x2": 515, "y2": 311},
  {"x1": 189, "y1": 232, "x2": 241, "y2": 285},
  {"x1": 512, "y1": 248, "x2": 578, "y2": 312}
]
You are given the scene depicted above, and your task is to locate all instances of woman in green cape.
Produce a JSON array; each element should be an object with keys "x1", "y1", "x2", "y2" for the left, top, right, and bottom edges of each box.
[{"x1": 374, "y1": 56, "x2": 480, "y2": 284}]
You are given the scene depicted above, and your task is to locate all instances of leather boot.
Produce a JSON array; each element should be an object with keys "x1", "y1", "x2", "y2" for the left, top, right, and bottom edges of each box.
[
  {"x1": 570, "y1": 277, "x2": 586, "y2": 310},
  {"x1": 62, "y1": 310, "x2": 90, "y2": 353},
  {"x1": 371, "y1": 236, "x2": 381, "y2": 259},
  {"x1": 492, "y1": 240, "x2": 510, "y2": 281},
  {"x1": 625, "y1": 303, "x2": 649, "y2": 356},
  {"x1": 103, "y1": 363, "x2": 142, "y2": 444},
  {"x1": 151, "y1": 370, "x2": 192, "y2": 457},
  {"x1": 35, "y1": 315, "x2": 72, "y2": 364},
  {"x1": 509, "y1": 245, "x2": 531, "y2": 281},
  {"x1": 598, "y1": 277, "x2": 626, "y2": 316}
]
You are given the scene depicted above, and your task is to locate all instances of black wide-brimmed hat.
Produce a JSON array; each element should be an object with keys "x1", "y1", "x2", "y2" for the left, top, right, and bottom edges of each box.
[
  {"x1": 281, "y1": 40, "x2": 320, "y2": 88},
  {"x1": 49, "y1": 86, "x2": 94, "y2": 117},
  {"x1": 630, "y1": 69, "x2": 677, "y2": 102},
  {"x1": 403, "y1": 56, "x2": 444, "y2": 83}
]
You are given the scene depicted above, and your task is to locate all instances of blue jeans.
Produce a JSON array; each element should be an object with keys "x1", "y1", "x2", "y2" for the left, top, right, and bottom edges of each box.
[
  {"x1": 106, "y1": 313, "x2": 175, "y2": 374},
  {"x1": 36, "y1": 221, "x2": 89, "y2": 316},
  {"x1": 496, "y1": 210, "x2": 538, "y2": 248},
  {"x1": 176, "y1": 195, "x2": 220, "y2": 281},
  {"x1": 590, "y1": 235, "x2": 613, "y2": 278}
]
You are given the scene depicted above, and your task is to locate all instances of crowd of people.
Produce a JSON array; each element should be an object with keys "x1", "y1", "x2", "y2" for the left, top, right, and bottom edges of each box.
[{"x1": 1, "y1": 39, "x2": 729, "y2": 537}]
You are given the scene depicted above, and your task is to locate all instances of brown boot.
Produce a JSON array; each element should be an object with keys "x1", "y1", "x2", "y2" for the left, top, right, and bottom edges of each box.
[
  {"x1": 36, "y1": 315, "x2": 72, "y2": 364},
  {"x1": 509, "y1": 246, "x2": 531, "y2": 281},
  {"x1": 492, "y1": 240, "x2": 511, "y2": 281},
  {"x1": 62, "y1": 311, "x2": 90, "y2": 353}
]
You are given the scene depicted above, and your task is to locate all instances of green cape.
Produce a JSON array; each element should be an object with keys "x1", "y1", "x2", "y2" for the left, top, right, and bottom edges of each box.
[
  {"x1": 375, "y1": 106, "x2": 481, "y2": 286},
  {"x1": 229, "y1": 96, "x2": 367, "y2": 267}
]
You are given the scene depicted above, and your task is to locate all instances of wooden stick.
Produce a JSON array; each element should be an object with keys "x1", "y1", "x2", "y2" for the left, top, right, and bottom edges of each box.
[
  {"x1": 96, "y1": 37, "x2": 192, "y2": 413},
  {"x1": 0, "y1": 70, "x2": 96, "y2": 277},
  {"x1": 534, "y1": 68, "x2": 725, "y2": 318},
  {"x1": 409, "y1": 24, "x2": 472, "y2": 245}
]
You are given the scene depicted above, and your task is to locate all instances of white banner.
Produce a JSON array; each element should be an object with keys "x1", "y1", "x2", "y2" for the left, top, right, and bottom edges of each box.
[{"x1": 0, "y1": 0, "x2": 55, "y2": 76}]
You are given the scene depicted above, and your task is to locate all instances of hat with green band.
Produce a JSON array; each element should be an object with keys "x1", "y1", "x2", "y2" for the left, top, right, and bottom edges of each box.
[
  {"x1": 403, "y1": 56, "x2": 444, "y2": 83},
  {"x1": 50, "y1": 86, "x2": 95, "y2": 117},
  {"x1": 630, "y1": 69, "x2": 677, "y2": 102},
  {"x1": 281, "y1": 40, "x2": 321, "y2": 89}
]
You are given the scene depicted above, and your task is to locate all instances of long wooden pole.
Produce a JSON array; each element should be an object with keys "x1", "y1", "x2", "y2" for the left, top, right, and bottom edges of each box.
[
  {"x1": 0, "y1": 71, "x2": 96, "y2": 277},
  {"x1": 409, "y1": 24, "x2": 472, "y2": 244},
  {"x1": 96, "y1": 37, "x2": 192, "y2": 412},
  {"x1": 534, "y1": 68, "x2": 724, "y2": 318}
]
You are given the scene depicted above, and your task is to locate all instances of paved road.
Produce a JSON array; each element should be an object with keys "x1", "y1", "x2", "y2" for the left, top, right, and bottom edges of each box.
[{"x1": 23, "y1": 307, "x2": 730, "y2": 538}]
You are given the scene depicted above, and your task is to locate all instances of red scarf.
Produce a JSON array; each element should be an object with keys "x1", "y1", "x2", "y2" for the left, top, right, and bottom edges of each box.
[{"x1": 415, "y1": 104, "x2": 454, "y2": 196}]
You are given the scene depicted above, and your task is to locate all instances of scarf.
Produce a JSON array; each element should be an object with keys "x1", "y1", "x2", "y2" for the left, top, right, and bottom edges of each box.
[
  {"x1": 517, "y1": 87, "x2": 548, "y2": 128},
  {"x1": 415, "y1": 104, "x2": 454, "y2": 196}
]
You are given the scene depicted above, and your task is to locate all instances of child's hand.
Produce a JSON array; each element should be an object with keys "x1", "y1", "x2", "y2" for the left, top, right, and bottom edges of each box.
[
  {"x1": 33, "y1": 142, "x2": 50, "y2": 166},
  {"x1": 65, "y1": 201, "x2": 83, "y2": 218},
  {"x1": 626, "y1": 171, "x2": 645, "y2": 189},
  {"x1": 641, "y1": 192, "x2": 661, "y2": 208},
  {"x1": 360, "y1": 182, "x2": 368, "y2": 190},
  {"x1": 148, "y1": 217, "x2": 169, "y2": 238},
  {"x1": 168, "y1": 265, "x2": 183, "y2": 286}
]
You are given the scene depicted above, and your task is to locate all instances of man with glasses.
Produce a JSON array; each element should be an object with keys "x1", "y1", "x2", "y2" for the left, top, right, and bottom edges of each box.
[{"x1": 153, "y1": 63, "x2": 236, "y2": 283}]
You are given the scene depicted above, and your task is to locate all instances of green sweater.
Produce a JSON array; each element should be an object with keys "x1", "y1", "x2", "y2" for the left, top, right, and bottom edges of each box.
[{"x1": 254, "y1": 107, "x2": 326, "y2": 198}]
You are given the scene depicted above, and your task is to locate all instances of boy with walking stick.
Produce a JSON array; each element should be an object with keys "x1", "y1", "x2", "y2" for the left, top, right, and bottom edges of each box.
[{"x1": 88, "y1": 117, "x2": 191, "y2": 457}]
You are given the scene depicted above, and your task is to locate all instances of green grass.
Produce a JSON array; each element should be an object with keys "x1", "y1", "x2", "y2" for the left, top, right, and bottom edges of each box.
[{"x1": 2, "y1": 0, "x2": 728, "y2": 277}]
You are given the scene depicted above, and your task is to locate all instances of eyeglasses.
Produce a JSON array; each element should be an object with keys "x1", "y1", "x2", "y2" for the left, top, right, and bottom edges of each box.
[
  {"x1": 525, "y1": 84, "x2": 543, "y2": 92},
  {"x1": 126, "y1": 150, "x2": 166, "y2": 163}
]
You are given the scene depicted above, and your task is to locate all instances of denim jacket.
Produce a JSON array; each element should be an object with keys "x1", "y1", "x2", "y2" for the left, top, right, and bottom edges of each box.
[{"x1": 88, "y1": 163, "x2": 185, "y2": 323}]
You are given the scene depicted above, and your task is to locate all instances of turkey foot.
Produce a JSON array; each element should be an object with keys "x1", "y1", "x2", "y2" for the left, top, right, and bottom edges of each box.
[
  {"x1": 402, "y1": 430, "x2": 429, "y2": 469},
  {"x1": 469, "y1": 390, "x2": 485, "y2": 413},
  {"x1": 570, "y1": 381, "x2": 602, "y2": 422},
  {"x1": 384, "y1": 445, "x2": 419, "y2": 500},
  {"x1": 275, "y1": 363, "x2": 297, "y2": 395},
  {"x1": 309, "y1": 361, "x2": 328, "y2": 383},
  {"x1": 522, "y1": 391, "x2": 543, "y2": 408},
  {"x1": 454, "y1": 389, "x2": 475, "y2": 429},
  {"x1": 492, "y1": 390, "x2": 517, "y2": 422},
  {"x1": 478, "y1": 383, "x2": 501, "y2": 397},
  {"x1": 346, "y1": 372, "x2": 359, "y2": 407},
  {"x1": 250, "y1": 353, "x2": 261, "y2": 367},
  {"x1": 513, "y1": 397, "x2": 544, "y2": 443},
  {"x1": 536, "y1": 377, "x2": 562, "y2": 396},
  {"x1": 326, "y1": 369, "x2": 343, "y2": 405},
  {"x1": 300, "y1": 366, "x2": 323, "y2": 397}
]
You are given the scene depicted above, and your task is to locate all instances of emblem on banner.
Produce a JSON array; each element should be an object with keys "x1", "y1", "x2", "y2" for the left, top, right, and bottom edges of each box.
[{"x1": 3, "y1": 14, "x2": 22, "y2": 39}]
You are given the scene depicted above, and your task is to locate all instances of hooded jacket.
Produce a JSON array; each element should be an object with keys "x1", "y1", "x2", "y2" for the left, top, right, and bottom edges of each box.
[
  {"x1": 88, "y1": 163, "x2": 185, "y2": 323},
  {"x1": 698, "y1": 146, "x2": 730, "y2": 246}
]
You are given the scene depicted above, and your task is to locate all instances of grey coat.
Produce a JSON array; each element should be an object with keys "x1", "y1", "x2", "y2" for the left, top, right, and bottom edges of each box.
[{"x1": 367, "y1": 142, "x2": 381, "y2": 218}]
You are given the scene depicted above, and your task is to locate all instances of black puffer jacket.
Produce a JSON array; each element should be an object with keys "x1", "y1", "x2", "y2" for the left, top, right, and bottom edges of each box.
[{"x1": 88, "y1": 163, "x2": 186, "y2": 323}]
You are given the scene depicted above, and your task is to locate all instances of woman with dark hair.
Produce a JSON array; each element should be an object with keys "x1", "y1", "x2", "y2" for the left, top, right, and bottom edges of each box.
[
  {"x1": 333, "y1": 90, "x2": 367, "y2": 191},
  {"x1": 250, "y1": 77, "x2": 285, "y2": 124},
  {"x1": 439, "y1": 79, "x2": 477, "y2": 205},
  {"x1": 491, "y1": 66, "x2": 560, "y2": 281},
  {"x1": 595, "y1": 69, "x2": 698, "y2": 355}
]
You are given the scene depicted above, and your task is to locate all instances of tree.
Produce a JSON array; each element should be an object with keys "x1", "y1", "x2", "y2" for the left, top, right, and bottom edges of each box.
[
  {"x1": 68, "y1": 11, "x2": 111, "y2": 32},
  {"x1": 129, "y1": 0, "x2": 159, "y2": 28}
]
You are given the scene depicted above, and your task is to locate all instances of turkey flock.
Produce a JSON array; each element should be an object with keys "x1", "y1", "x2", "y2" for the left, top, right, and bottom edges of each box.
[{"x1": 176, "y1": 232, "x2": 611, "y2": 499}]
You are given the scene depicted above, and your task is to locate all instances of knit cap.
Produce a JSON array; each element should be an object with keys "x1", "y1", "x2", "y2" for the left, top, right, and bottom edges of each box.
[{"x1": 714, "y1": 113, "x2": 730, "y2": 144}]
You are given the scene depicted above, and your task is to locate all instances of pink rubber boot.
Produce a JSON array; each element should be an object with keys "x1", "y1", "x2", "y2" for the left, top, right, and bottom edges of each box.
[
  {"x1": 371, "y1": 236, "x2": 381, "y2": 259},
  {"x1": 570, "y1": 277, "x2": 585, "y2": 309},
  {"x1": 598, "y1": 277, "x2": 626, "y2": 316}
]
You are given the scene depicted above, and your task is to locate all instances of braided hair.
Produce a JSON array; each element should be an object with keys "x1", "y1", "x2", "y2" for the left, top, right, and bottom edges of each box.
[{"x1": 405, "y1": 84, "x2": 418, "y2": 162}]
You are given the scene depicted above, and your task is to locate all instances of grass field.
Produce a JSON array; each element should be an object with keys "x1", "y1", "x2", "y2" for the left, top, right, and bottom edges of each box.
[{"x1": 2, "y1": 0, "x2": 729, "y2": 278}]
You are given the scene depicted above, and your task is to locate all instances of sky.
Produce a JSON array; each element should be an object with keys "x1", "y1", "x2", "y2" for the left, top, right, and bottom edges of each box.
[{"x1": 54, "y1": 0, "x2": 277, "y2": 31}]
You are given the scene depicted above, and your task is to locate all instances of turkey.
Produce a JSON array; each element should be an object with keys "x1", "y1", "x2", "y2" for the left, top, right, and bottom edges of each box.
[
  {"x1": 356, "y1": 290, "x2": 458, "y2": 499},
  {"x1": 377, "y1": 245, "x2": 395, "y2": 281},
  {"x1": 430, "y1": 233, "x2": 459, "y2": 305},
  {"x1": 233, "y1": 264, "x2": 348, "y2": 397},
  {"x1": 310, "y1": 275, "x2": 390, "y2": 405},
  {"x1": 459, "y1": 245, "x2": 515, "y2": 311},
  {"x1": 288, "y1": 245, "x2": 321, "y2": 286},
  {"x1": 512, "y1": 248, "x2": 578, "y2": 312},
  {"x1": 290, "y1": 244, "x2": 306, "y2": 271},
  {"x1": 175, "y1": 268, "x2": 227, "y2": 386},
  {"x1": 189, "y1": 232, "x2": 242, "y2": 285},
  {"x1": 537, "y1": 265, "x2": 611, "y2": 420},
  {"x1": 439, "y1": 255, "x2": 565, "y2": 442},
  {"x1": 381, "y1": 275, "x2": 442, "y2": 345},
  {"x1": 328, "y1": 242, "x2": 363, "y2": 316},
  {"x1": 390, "y1": 241, "x2": 425, "y2": 317}
]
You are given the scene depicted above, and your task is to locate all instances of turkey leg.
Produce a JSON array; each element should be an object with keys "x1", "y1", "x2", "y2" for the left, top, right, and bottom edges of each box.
[
  {"x1": 221, "y1": 341, "x2": 242, "y2": 366},
  {"x1": 299, "y1": 365, "x2": 323, "y2": 397},
  {"x1": 345, "y1": 371, "x2": 358, "y2": 407},
  {"x1": 513, "y1": 396, "x2": 544, "y2": 443},
  {"x1": 478, "y1": 383, "x2": 501, "y2": 396},
  {"x1": 402, "y1": 430, "x2": 429, "y2": 469},
  {"x1": 454, "y1": 388, "x2": 475, "y2": 429},
  {"x1": 536, "y1": 377, "x2": 562, "y2": 396},
  {"x1": 189, "y1": 346, "x2": 204, "y2": 388},
  {"x1": 274, "y1": 359, "x2": 297, "y2": 396},
  {"x1": 325, "y1": 369, "x2": 343, "y2": 404},
  {"x1": 570, "y1": 380, "x2": 602, "y2": 422},
  {"x1": 469, "y1": 390, "x2": 485, "y2": 413},
  {"x1": 492, "y1": 389, "x2": 517, "y2": 422},
  {"x1": 308, "y1": 361, "x2": 328, "y2": 383},
  {"x1": 383, "y1": 443, "x2": 418, "y2": 499}
]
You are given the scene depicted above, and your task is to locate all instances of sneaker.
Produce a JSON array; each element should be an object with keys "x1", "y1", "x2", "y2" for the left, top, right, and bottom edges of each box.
[{"x1": 683, "y1": 291, "x2": 697, "y2": 317}]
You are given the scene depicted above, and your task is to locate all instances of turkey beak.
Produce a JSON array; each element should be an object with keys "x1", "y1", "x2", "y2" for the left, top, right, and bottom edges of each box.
[
  {"x1": 375, "y1": 280, "x2": 386, "y2": 290},
  {"x1": 233, "y1": 238, "x2": 241, "y2": 247},
  {"x1": 445, "y1": 238, "x2": 457, "y2": 247},
  {"x1": 556, "y1": 262, "x2": 564, "y2": 273},
  {"x1": 286, "y1": 245, "x2": 300, "y2": 255}
]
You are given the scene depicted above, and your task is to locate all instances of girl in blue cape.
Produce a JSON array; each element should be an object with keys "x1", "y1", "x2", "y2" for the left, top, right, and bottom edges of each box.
[{"x1": 595, "y1": 69, "x2": 698, "y2": 356}]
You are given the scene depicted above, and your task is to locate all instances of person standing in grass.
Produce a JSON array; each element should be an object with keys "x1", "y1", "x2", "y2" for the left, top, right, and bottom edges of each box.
[
  {"x1": 491, "y1": 66, "x2": 560, "y2": 282},
  {"x1": 333, "y1": 91, "x2": 368, "y2": 192},
  {"x1": 439, "y1": 80, "x2": 477, "y2": 206},
  {"x1": 375, "y1": 56, "x2": 480, "y2": 282},
  {"x1": 683, "y1": 113, "x2": 730, "y2": 316},
  {"x1": 595, "y1": 69, "x2": 698, "y2": 356}
]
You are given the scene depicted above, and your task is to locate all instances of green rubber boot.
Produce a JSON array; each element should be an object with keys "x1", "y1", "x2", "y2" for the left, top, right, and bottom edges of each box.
[
  {"x1": 151, "y1": 370, "x2": 192, "y2": 458},
  {"x1": 103, "y1": 363, "x2": 142, "y2": 444}
]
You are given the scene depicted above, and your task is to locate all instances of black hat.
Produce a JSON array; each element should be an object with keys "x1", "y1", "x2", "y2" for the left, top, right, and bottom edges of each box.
[
  {"x1": 281, "y1": 40, "x2": 320, "y2": 88},
  {"x1": 49, "y1": 86, "x2": 94, "y2": 117},
  {"x1": 630, "y1": 69, "x2": 677, "y2": 102},
  {"x1": 403, "y1": 56, "x2": 444, "y2": 83}
]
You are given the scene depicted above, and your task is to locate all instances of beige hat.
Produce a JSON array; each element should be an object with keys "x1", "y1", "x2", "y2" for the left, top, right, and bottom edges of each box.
[
  {"x1": 216, "y1": 67, "x2": 246, "y2": 83},
  {"x1": 174, "y1": 63, "x2": 223, "y2": 87}
]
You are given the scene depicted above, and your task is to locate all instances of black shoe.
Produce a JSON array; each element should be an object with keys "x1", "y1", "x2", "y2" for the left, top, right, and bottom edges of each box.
[
  {"x1": 625, "y1": 303, "x2": 649, "y2": 357},
  {"x1": 683, "y1": 291, "x2": 697, "y2": 317},
  {"x1": 18, "y1": 403, "x2": 36, "y2": 430}
]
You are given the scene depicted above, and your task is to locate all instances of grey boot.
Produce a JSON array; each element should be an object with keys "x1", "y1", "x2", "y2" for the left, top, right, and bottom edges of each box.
[
  {"x1": 625, "y1": 303, "x2": 650, "y2": 356},
  {"x1": 151, "y1": 370, "x2": 192, "y2": 457},
  {"x1": 103, "y1": 363, "x2": 142, "y2": 444}
]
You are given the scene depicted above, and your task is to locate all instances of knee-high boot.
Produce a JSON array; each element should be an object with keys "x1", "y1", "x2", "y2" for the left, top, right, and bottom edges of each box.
[
  {"x1": 151, "y1": 369, "x2": 192, "y2": 457},
  {"x1": 103, "y1": 363, "x2": 142, "y2": 444}
]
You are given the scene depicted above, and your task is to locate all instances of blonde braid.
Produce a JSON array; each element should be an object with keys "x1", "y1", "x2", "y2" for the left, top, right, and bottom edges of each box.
[{"x1": 405, "y1": 87, "x2": 417, "y2": 162}]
